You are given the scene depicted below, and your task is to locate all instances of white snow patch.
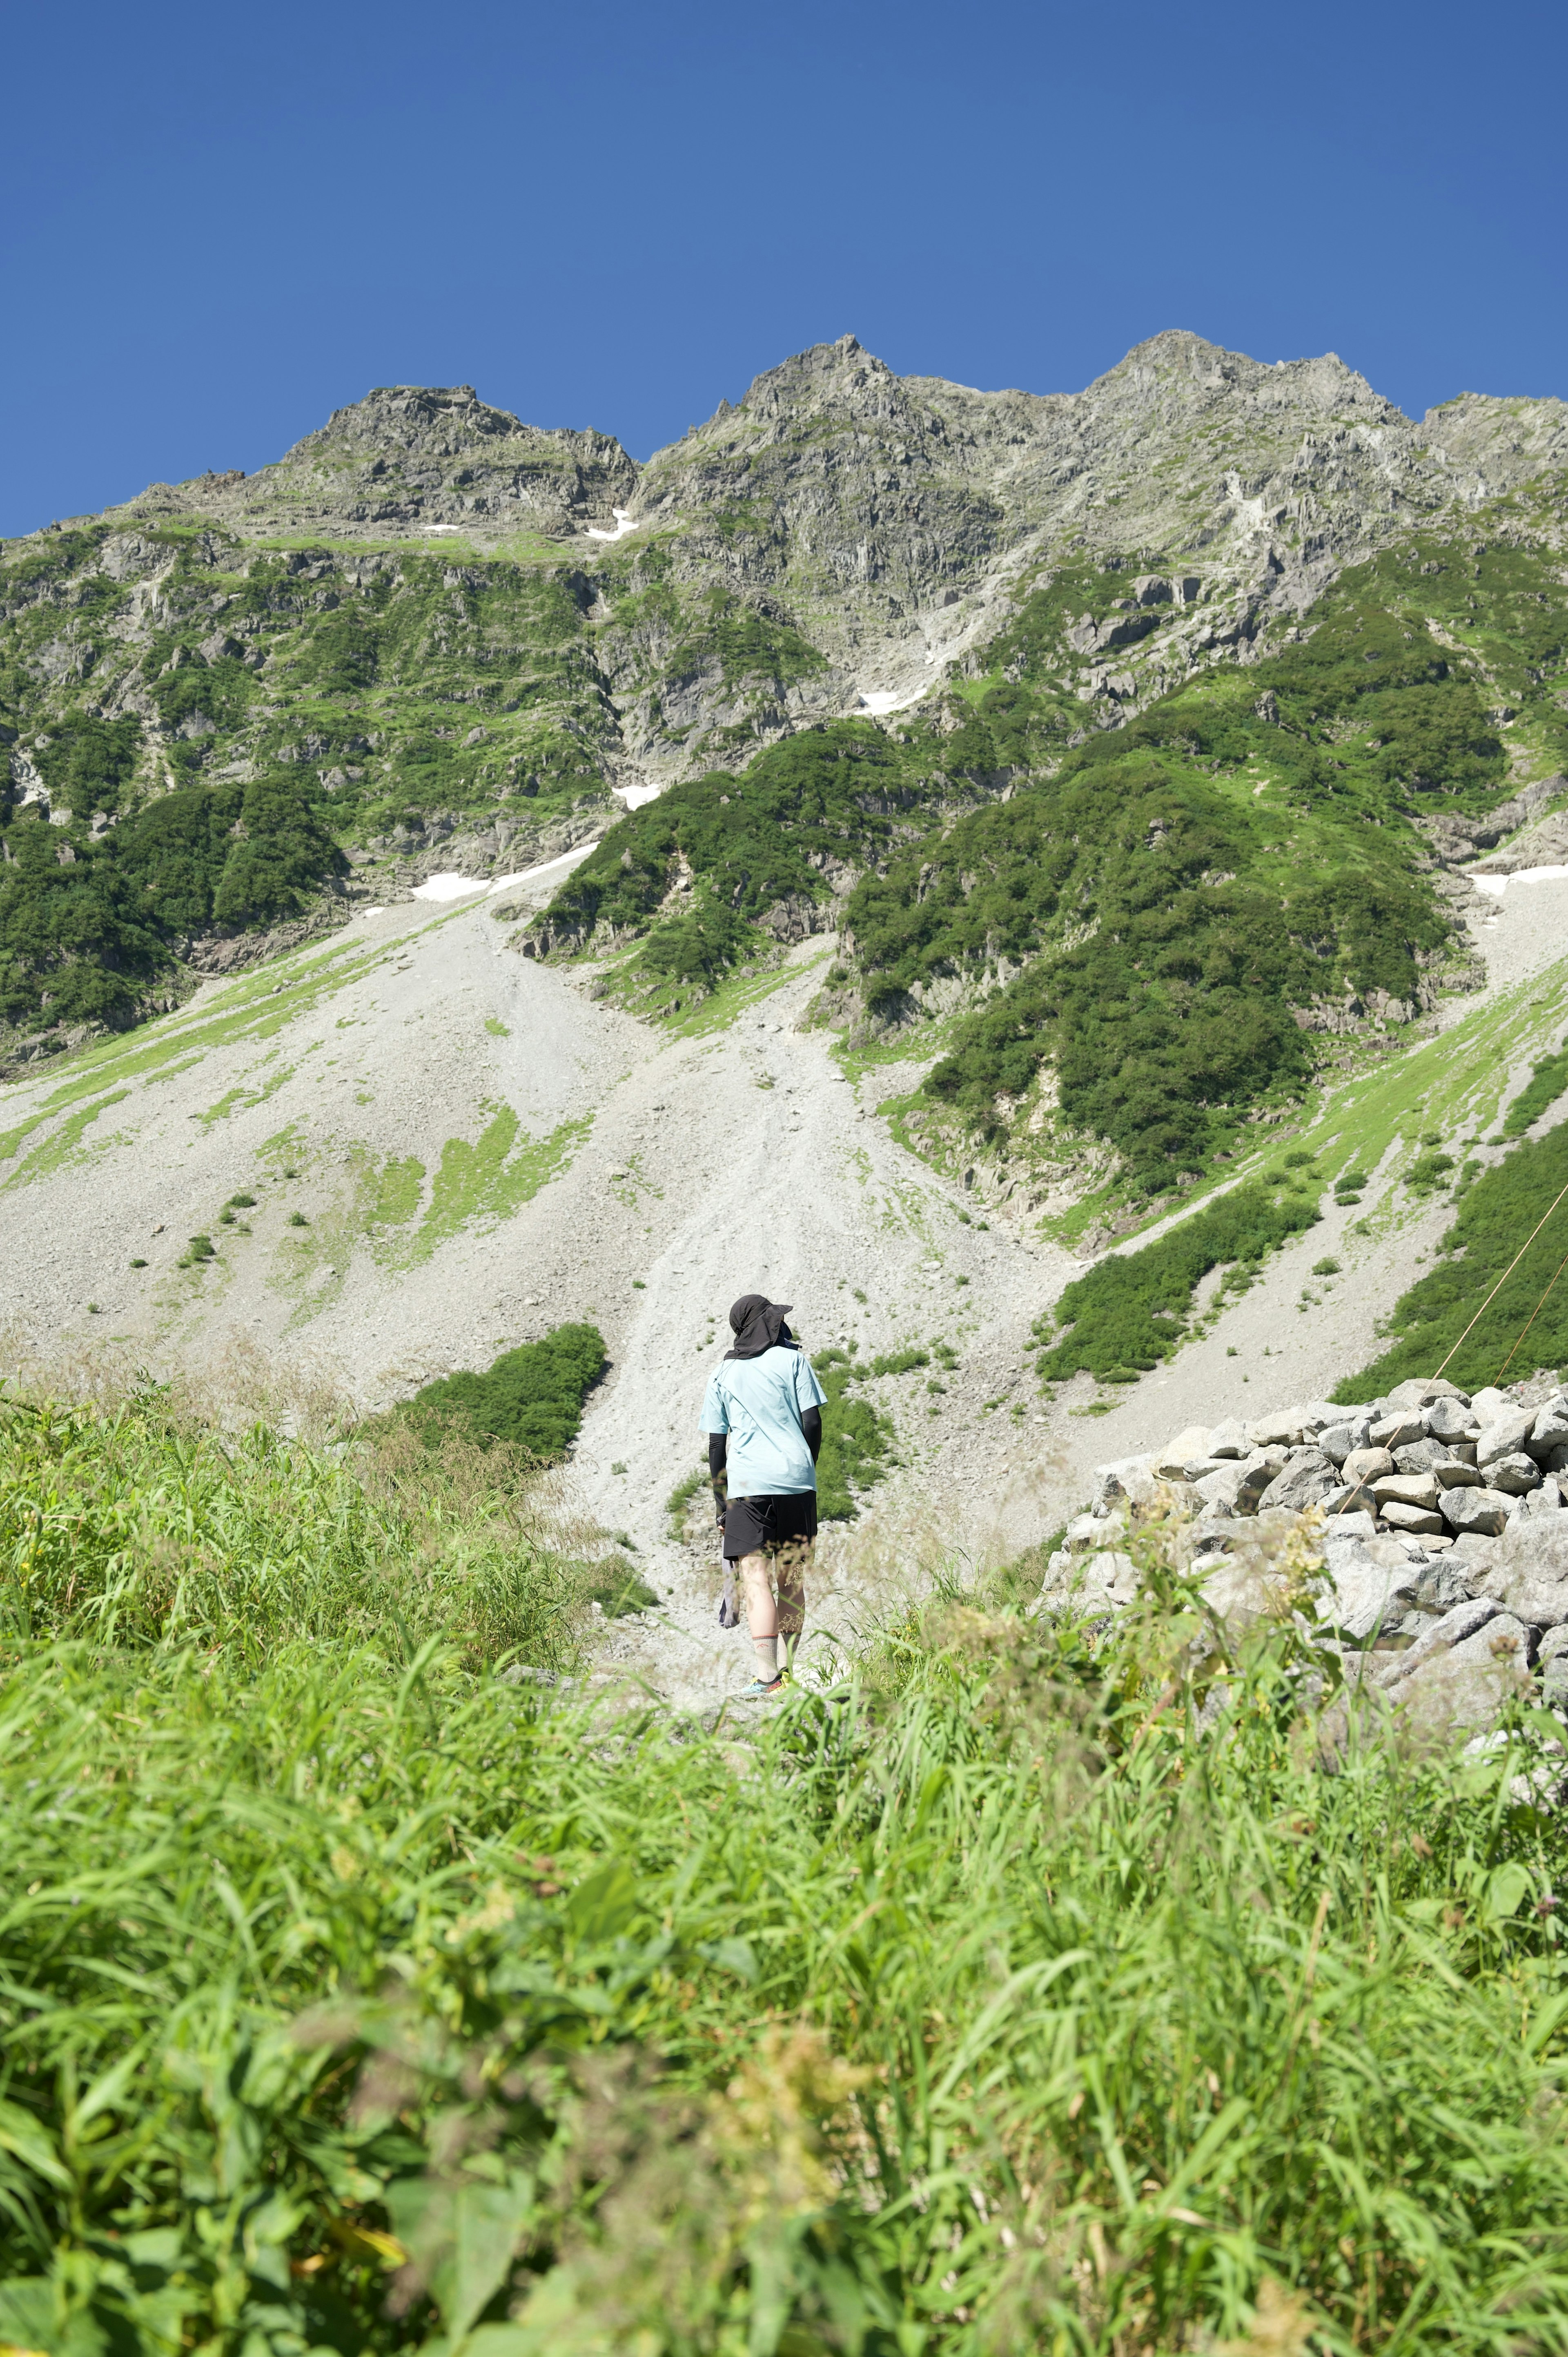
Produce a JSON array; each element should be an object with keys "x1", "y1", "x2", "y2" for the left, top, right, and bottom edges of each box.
[
  {"x1": 486, "y1": 845, "x2": 597, "y2": 893},
  {"x1": 586, "y1": 507, "x2": 642, "y2": 542},
  {"x1": 615, "y1": 782, "x2": 664, "y2": 809},
  {"x1": 420, "y1": 524, "x2": 466, "y2": 535},
  {"x1": 1472, "y1": 865, "x2": 1568, "y2": 897},
  {"x1": 411, "y1": 872, "x2": 487, "y2": 902}
]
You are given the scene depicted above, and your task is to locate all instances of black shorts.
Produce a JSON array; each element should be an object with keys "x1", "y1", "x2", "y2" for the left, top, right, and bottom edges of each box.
[{"x1": 722, "y1": 1491, "x2": 818, "y2": 1562}]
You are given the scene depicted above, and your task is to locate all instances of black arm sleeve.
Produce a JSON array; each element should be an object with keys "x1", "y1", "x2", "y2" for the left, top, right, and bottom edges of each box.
[
  {"x1": 708, "y1": 1433, "x2": 728, "y2": 1480},
  {"x1": 802, "y1": 1406, "x2": 822, "y2": 1463}
]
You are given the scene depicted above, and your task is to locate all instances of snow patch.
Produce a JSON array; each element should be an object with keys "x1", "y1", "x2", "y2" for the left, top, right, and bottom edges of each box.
[
  {"x1": 615, "y1": 782, "x2": 664, "y2": 809},
  {"x1": 587, "y1": 507, "x2": 642, "y2": 542},
  {"x1": 1472, "y1": 865, "x2": 1568, "y2": 897},
  {"x1": 411, "y1": 873, "x2": 486, "y2": 901}
]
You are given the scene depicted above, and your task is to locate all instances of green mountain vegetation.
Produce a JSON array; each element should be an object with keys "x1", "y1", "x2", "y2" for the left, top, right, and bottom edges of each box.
[
  {"x1": 536, "y1": 528, "x2": 1568, "y2": 1219},
  {"x1": 1342, "y1": 1115, "x2": 1568, "y2": 1397},
  {"x1": 400, "y1": 1323, "x2": 608, "y2": 1459},
  {"x1": 4, "y1": 1380, "x2": 1568, "y2": 2355},
  {"x1": 5, "y1": 332, "x2": 1568, "y2": 1240}
]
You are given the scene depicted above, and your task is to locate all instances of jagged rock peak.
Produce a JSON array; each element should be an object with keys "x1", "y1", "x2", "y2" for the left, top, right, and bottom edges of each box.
[
  {"x1": 283, "y1": 382, "x2": 630, "y2": 469},
  {"x1": 733, "y1": 333, "x2": 912, "y2": 426},
  {"x1": 1089, "y1": 330, "x2": 1407, "y2": 427}
]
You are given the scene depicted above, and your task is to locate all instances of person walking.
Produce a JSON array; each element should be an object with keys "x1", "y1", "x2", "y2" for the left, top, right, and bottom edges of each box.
[{"x1": 701, "y1": 1293, "x2": 827, "y2": 1695}]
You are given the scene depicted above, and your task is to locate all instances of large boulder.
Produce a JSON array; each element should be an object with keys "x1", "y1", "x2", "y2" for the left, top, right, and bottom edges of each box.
[
  {"x1": 1151, "y1": 1425, "x2": 1213, "y2": 1478},
  {"x1": 1319, "y1": 1417, "x2": 1372, "y2": 1465},
  {"x1": 1528, "y1": 1397, "x2": 1568, "y2": 1460},
  {"x1": 1091, "y1": 1456, "x2": 1158, "y2": 1514},
  {"x1": 1374, "y1": 1472, "x2": 1440, "y2": 1509},
  {"x1": 1257, "y1": 1450, "x2": 1340, "y2": 1513},
  {"x1": 1370, "y1": 1411, "x2": 1425, "y2": 1451},
  {"x1": 1319, "y1": 1532, "x2": 1423, "y2": 1640},
  {"x1": 1206, "y1": 1418, "x2": 1251, "y2": 1460},
  {"x1": 1195, "y1": 1453, "x2": 1278, "y2": 1516},
  {"x1": 1377, "y1": 1596, "x2": 1499, "y2": 1686},
  {"x1": 1477, "y1": 1409, "x2": 1537, "y2": 1469},
  {"x1": 1427, "y1": 1398, "x2": 1480, "y2": 1445},
  {"x1": 1474, "y1": 1518, "x2": 1568, "y2": 1627},
  {"x1": 1387, "y1": 1378, "x2": 1470, "y2": 1409},
  {"x1": 1247, "y1": 1409, "x2": 1305, "y2": 1448},
  {"x1": 1342, "y1": 1446, "x2": 1395, "y2": 1486},
  {"x1": 1488, "y1": 1452, "x2": 1544, "y2": 1496},
  {"x1": 1440, "y1": 1487, "x2": 1514, "y2": 1537},
  {"x1": 1388, "y1": 1614, "x2": 1534, "y2": 1738}
]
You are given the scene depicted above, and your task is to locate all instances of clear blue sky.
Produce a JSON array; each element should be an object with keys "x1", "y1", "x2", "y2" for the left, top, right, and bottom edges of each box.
[{"x1": 4, "y1": 0, "x2": 1564, "y2": 537}]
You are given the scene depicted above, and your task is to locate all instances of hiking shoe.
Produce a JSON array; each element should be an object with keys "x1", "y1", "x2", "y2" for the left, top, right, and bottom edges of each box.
[{"x1": 741, "y1": 1672, "x2": 788, "y2": 1697}]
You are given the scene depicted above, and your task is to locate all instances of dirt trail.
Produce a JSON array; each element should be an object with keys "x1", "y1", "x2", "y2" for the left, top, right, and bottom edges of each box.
[{"x1": 4, "y1": 872, "x2": 1568, "y2": 1707}]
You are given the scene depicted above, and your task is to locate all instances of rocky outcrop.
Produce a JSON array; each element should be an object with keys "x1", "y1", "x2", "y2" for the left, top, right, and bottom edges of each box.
[
  {"x1": 1039, "y1": 1369, "x2": 1568, "y2": 1737},
  {"x1": 1416, "y1": 774, "x2": 1568, "y2": 871},
  {"x1": 124, "y1": 385, "x2": 641, "y2": 543}
]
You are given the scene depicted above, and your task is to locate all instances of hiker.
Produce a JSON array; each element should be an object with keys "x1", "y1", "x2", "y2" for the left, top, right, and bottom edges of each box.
[{"x1": 701, "y1": 1293, "x2": 827, "y2": 1695}]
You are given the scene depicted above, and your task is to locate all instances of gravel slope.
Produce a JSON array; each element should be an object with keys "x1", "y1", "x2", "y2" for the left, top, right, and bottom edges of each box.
[{"x1": 4, "y1": 872, "x2": 1567, "y2": 1708}]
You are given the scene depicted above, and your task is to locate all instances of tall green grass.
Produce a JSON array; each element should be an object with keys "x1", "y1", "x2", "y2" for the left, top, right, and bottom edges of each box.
[
  {"x1": 0, "y1": 1389, "x2": 587, "y2": 1671},
  {"x1": 2, "y1": 1390, "x2": 1567, "y2": 2356}
]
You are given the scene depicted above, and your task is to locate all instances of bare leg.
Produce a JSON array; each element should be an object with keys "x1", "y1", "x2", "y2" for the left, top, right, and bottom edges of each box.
[
  {"x1": 738, "y1": 1544, "x2": 810, "y2": 1678},
  {"x1": 774, "y1": 1540, "x2": 809, "y2": 1666},
  {"x1": 739, "y1": 1551, "x2": 778, "y2": 1677}
]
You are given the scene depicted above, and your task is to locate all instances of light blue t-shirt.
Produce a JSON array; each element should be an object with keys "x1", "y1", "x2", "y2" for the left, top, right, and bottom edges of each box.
[{"x1": 700, "y1": 1345, "x2": 828, "y2": 1496}]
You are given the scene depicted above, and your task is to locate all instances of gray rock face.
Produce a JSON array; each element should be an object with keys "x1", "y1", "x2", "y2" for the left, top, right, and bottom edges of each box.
[
  {"x1": 1387, "y1": 1378, "x2": 1470, "y2": 1409},
  {"x1": 1343, "y1": 1446, "x2": 1396, "y2": 1486},
  {"x1": 1415, "y1": 1557, "x2": 1479, "y2": 1612},
  {"x1": 1319, "y1": 1418, "x2": 1372, "y2": 1465}
]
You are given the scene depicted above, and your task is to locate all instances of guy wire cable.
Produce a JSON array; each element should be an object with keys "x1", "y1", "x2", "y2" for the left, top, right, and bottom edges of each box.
[
  {"x1": 1432, "y1": 1171, "x2": 1568, "y2": 1381},
  {"x1": 1492, "y1": 1239, "x2": 1568, "y2": 1388}
]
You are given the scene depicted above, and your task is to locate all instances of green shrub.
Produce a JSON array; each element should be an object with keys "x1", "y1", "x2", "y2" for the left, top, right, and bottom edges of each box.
[
  {"x1": 1312, "y1": 1256, "x2": 1342, "y2": 1276},
  {"x1": 1036, "y1": 1179, "x2": 1321, "y2": 1381},
  {"x1": 1408, "y1": 1150, "x2": 1456, "y2": 1191},
  {"x1": 402, "y1": 1323, "x2": 608, "y2": 1461}
]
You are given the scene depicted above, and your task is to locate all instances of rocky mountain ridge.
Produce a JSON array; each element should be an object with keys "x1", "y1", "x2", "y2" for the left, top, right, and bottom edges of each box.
[{"x1": 4, "y1": 329, "x2": 1568, "y2": 1246}]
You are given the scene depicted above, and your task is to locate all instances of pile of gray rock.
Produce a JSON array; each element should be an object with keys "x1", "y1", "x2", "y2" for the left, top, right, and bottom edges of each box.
[{"x1": 1040, "y1": 1374, "x2": 1568, "y2": 1736}]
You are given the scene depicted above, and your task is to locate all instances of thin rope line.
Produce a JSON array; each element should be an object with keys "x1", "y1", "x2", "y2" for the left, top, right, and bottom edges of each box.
[
  {"x1": 1432, "y1": 1175, "x2": 1568, "y2": 1380},
  {"x1": 1494, "y1": 1242, "x2": 1568, "y2": 1387}
]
